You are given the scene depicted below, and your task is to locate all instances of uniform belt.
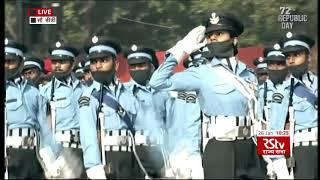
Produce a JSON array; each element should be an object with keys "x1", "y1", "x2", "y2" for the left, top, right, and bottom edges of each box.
[
  {"x1": 6, "y1": 128, "x2": 36, "y2": 149},
  {"x1": 104, "y1": 130, "x2": 132, "y2": 152},
  {"x1": 204, "y1": 115, "x2": 254, "y2": 141},
  {"x1": 294, "y1": 141, "x2": 317, "y2": 147},
  {"x1": 134, "y1": 130, "x2": 163, "y2": 146},
  {"x1": 294, "y1": 127, "x2": 317, "y2": 147},
  {"x1": 55, "y1": 129, "x2": 81, "y2": 148}
]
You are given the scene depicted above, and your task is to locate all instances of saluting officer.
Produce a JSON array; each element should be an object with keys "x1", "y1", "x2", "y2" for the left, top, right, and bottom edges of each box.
[
  {"x1": 149, "y1": 12, "x2": 266, "y2": 179},
  {"x1": 79, "y1": 36, "x2": 140, "y2": 179},
  {"x1": 5, "y1": 38, "x2": 59, "y2": 178},
  {"x1": 279, "y1": 32, "x2": 318, "y2": 96},
  {"x1": 39, "y1": 41, "x2": 87, "y2": 178}
]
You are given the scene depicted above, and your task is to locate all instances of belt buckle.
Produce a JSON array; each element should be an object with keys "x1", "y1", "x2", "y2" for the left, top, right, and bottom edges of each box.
[
  {"x1": 117, "y1": 106, "x2": 126, "y2": 118},
  {"x1": 70, "y1": 134, "x2": 79, "y2": 144},
  {"x1": 118, "y1": 136, "x2": 128, "y2": 146},
  {"x1": 22, "y1": 137, "x2": 34, "y2": 146},
  {"x1": 238, "y1": 126, "x2": 251, "y2": 138}
]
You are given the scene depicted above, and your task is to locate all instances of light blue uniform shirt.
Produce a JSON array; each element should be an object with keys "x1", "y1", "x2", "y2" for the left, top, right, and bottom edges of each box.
[
  {"x1": 265, "y1": 77, "x2": 317, "y2": 131},
  {"x1": 39, "y1": 74, "x2": 85, "y2": 131},
  {"x1": 153, "y1": 90, "x2": 201, "y2": 156},
  {"x1": 79, "y1": 79, "x2": 138, "y2": 169},
  {"x1": 124, "y1": 80, "x2": 165, "y2": 141},
  {"x1": 6, "y1": 77, "x2": 59, "y2": 154},
  {"x1": 149, "y1": 55, "x2": 257, "y2": 117},
  {"x1": 257, "y1": 81, "x2": 277, "y2": 122},
  {"x1": 301, "y1": 71, "x2": 318, "y2": 96}
]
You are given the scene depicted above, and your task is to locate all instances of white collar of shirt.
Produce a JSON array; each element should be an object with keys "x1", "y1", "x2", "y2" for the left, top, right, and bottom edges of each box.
[
  {"x1": 131, "y1": 79, "x2": 151, "y2": 92},
  {"x1": 65, "y1": 76, "x2": 72, "y2": 86},
  {"x1": 7, "y1": 76, "x2": 23, "y2": 87},
  {"x1": 302, "y1": 72, "x2": 313, "y2": 88},
  {"x1": 105, "y1": 77, "x2": 120, "y2": 96}
]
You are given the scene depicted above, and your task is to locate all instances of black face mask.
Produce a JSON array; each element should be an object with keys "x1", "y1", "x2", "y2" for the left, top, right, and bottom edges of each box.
[
  {"x1": 92, "y1": 69, "x2": 115, "y2": 85},
  {"x1": 5, "y1": 67, "x2": 22, "y2": 80},
  {"x1": 288, "y1": 61, "x2": 308, "y2": 80},
  {"x1": 52, "y1": 70, "x2": 72, "y2": 81},
  {"x1": 268, "y1": 69, "x2": 288, "y2": 85},
  {"x1": 201, "y1": 39, "x2": 237, "y2": 59},
  {"x1": 5, "y1": 59, "x2": 23, "y2": 80},
  {"x1": 130, "y1": 69, "x2": 152, "y2": 86},
  {"x1": 85, "y1": 80, "x2": 94, "y2": 87}
]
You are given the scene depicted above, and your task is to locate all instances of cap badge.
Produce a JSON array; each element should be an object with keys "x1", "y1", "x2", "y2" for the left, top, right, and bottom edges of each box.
[
  {"x1": 273, "y1": 43, "x2": 281, "y2": 50},
  {"x1": 131, "y1": 44, "x2": 138, "y2": 51},
  {"x1": 92, "y1": 36, "x2": 98, "y2": 43},
  {"x1": 210, "y1": 12, "x2": 220, "y2": 25},
  {"x1": 258, "y1": 57, "x2": 264, "y2": 62},
  {"x1": 55, "y1": 41, "x2": 61, "y2": 48}
]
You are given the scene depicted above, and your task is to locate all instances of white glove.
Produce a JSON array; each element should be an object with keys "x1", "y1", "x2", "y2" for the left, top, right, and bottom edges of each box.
[
  {"x1": 262, "y1": 155, "x2": 276, "y2": 179},
  {"x1": 188, "y1": 154, "x2": 204, "y2": 179},
  {"x1": 86, "y1": 164, "x2": 107, "y2": 179},
  {"x1": 266, "y1": 162, "x2": 276, "y2": 179},
  {"x1": 39, "y1": 147, "x2": 60, "y2": 178},
  {"x1": 168, "y1": 26, "x2": 206, "y2": 63},
  {"x1": 169, "y1": 150, "x2": 191, "y2": 179},
  {"x1": 272, "y1": 158, "x2": 290, "y2": 179}
]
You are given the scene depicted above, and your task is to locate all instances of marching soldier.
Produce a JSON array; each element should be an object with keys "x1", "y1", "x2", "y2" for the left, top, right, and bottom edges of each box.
[
  {"x1": 279, "y1": 32, "x2": 318, "y2": 96},
  {"x1": 259, "y1": 44, "x2": 318, "y2": 179},
  {"x1": 149, "y1": 12, "x2": 266, "y2": 179},
  {"x1": 21, "y1": 56, "x2": 45, "y2": 88},
  {"x1": 160, "y1": 52, "x2": 205, "y2": 179},
  {"x1": 253, "y1": 57, "x2": 269, "y2": 85},
  {"x1": 79, "y1": 36, "x2": 140, "y2": 179},
  {"x1": 73, "y1": 62, "x2": 85, "y2": 84},
  {"x1": 123, "y1": 45, "x2": 166, "y2": 178},
  {"x1": 82, "y1": 57, "x2": 95, "y2": 87},
  {"x1": 4, "y1": 38, "x2": 60, "y2": 178},
  {"x1": 39, "y1": 41, "x2": 87, "y2": 178}
]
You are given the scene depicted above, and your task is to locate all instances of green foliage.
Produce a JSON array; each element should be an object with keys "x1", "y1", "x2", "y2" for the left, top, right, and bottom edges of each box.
[{"x1": 5, "y1": 0, "x2": 317, "y2": 55}]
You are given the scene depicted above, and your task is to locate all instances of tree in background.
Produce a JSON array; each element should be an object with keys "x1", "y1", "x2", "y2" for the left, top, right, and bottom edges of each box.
[{"x1": 5, "y1": 0, "x2": 317, "y2": 73}]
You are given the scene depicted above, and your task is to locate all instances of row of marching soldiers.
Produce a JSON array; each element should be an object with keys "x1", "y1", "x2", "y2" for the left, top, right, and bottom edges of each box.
[{"x1": 4, "y1": 11, "x2": 317, "y2": 179}]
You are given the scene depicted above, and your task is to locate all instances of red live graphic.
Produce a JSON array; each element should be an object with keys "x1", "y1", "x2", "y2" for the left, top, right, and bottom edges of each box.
[
  {"x1": 27, "y1": 8, "x2": 54, "y2": 16},
  {"x1": 257, "y1": 136, "x2": 290, "y2": 156}
]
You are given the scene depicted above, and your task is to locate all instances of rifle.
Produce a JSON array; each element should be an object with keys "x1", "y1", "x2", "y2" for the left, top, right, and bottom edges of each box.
[
  {"x1": 287, "y1": 78, "x2": 295, "y2": 179},
  {"x1": 97, "y1": 85, "x2": 106, "y2": 166},
  {"x1": 263, "y1": 82, "x2": 269, "y2": 129},
  {"x1": 5, "y1": 106, "x2": 8, "y2": 179},
  {"x1": 49, "y1": 78, "x2": 56, "y2": 135}
]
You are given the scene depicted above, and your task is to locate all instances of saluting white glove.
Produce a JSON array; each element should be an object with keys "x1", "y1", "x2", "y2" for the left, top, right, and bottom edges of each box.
[
  {"x1": 168, "y1": 25, "x2": 206, "y2": 63},
  {"x1": 86, "y1": 164, "x2": 107, "y2": 179},
  {"x1": 272, "y1": 158, "x2": 290, "y2": 179}
]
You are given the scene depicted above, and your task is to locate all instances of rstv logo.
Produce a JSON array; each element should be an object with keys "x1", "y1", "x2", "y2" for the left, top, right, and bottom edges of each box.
[{"x1": 257, "y1": 130, "x2": 290, "y2": 156}]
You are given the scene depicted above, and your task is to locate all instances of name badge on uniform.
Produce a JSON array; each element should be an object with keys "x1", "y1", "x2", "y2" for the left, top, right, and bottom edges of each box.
[
  {"x1": 78, "y1": 96, "x2": 90, "y2": 107},
  {"x1": 272, "y1": 93, "x2": 284, "y2": 104}
]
